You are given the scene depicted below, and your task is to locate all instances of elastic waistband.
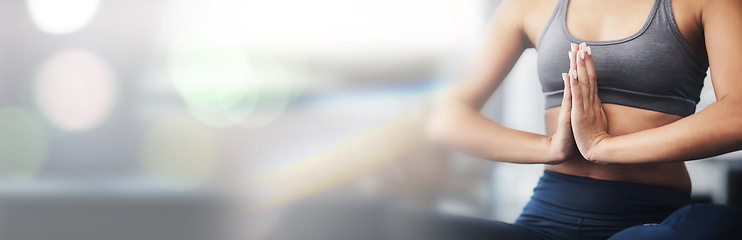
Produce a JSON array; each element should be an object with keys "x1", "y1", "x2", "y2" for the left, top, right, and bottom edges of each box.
[{"x1": 527, "y1": 170, "x2": 691, "y2": 220}]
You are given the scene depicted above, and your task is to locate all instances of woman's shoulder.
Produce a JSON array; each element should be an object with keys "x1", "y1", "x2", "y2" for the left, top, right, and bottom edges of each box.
[
  {"x1": 517, "y1": 0, "x2": 560, "y2": 48},
  {"x1": 486, "y1": 0, "x2": 562, "y2": 48},
  {"x1": 670, "y1": 0, "x2": 727, "y2": 63}
]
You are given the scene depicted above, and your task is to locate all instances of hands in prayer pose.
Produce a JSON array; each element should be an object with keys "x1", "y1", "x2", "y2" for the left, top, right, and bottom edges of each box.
[{"x1": 553, "y1": 42, "x2": 611, "y2": 164}]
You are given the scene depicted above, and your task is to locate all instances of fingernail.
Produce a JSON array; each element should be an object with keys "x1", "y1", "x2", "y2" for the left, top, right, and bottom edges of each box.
[
  {"x1": 571, "y1": 44, "x2": 576, "y2": 52},
  {"x1": 579, "y1": 49, "x2": 585, "y2": 59},
  {"x1": 568, "y1": 51, "x2": 573, "y2": 60},
  {"x1": 571, "y1": 70, "x2": 578, "y2": 80},
  {"x1": 579, "y1": 42, "x2": 586, "y2": 50},
  {"x1": 586, "y1": 46, "x2": 592, "y2": 55},
  {"x1": 562, "y1": 73, "x2": 568, "y2": 81}
]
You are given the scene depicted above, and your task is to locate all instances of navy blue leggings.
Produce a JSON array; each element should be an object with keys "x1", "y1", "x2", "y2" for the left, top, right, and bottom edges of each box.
[
  {"x1": 499, "y1": 170, "x2": 742, "y2": 240},
  {"x1": 377, "y1": 170, "x2": 742, "y2": 240},
  {"x1": 607, "y1": 204, "x2": 742, "y2": 239}
]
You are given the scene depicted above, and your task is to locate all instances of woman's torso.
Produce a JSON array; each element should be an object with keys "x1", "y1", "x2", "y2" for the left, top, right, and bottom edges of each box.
[
  {"x1": 521, "y1": 0, "x2": 707, "y2": 193},
  {"x1": 544, "y1": 106, "x2": 691, "y2": 193}
]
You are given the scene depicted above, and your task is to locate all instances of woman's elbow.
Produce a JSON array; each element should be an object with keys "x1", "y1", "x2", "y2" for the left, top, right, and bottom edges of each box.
[
  {"x1": 425, "y1": 111, "x2": 446, "y2": 144},
  {"x1": 426, "y1": 107, "x2": 456, "y2": 146},
  {"x1": 426, "y1": 102, "x2": 471, "y2": 147}
]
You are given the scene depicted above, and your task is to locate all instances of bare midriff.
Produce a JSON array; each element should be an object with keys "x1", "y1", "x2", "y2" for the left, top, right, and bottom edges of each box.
[{"x1": 544, "y1": 104, "x2": 692, "y2": 193}]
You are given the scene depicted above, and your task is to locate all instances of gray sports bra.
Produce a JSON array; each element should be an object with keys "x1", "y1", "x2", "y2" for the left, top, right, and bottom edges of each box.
[{"x1": 537, "y1": 0, "x2": 708, "y2": 117}]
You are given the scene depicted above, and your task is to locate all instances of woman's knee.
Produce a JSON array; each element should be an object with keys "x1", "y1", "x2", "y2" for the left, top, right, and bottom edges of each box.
[{"x1": 608, "y1": 204, "x2": 742, "y2": 240}]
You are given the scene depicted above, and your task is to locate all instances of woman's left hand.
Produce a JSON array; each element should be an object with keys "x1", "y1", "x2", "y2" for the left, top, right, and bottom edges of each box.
[{"x1": 567, "y1": 43, "x2": 611, "y2": 162}]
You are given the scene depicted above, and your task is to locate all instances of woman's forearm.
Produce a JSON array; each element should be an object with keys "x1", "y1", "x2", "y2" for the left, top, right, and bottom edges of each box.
[
  {"x1": 591, "y1": 97, "x2": 742, "y2": 164},
  {"x1": 428, "y1": 100, "x2": 560, "y2": 164}
]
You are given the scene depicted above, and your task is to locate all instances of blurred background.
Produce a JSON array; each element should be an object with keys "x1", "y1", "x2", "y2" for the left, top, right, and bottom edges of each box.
[{"x1": 0, "y1": 0, "x2": 740, "y2": 239}]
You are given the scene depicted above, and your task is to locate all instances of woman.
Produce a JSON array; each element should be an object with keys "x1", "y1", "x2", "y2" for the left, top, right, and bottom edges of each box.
[{"x1": 429, "y1": 0, "x2": 742, "y2": 239}]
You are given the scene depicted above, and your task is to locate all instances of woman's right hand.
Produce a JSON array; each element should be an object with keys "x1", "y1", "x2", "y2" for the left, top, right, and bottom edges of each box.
[{"x1": 546, "y1": 44, "x2": 579, "y2": 164}]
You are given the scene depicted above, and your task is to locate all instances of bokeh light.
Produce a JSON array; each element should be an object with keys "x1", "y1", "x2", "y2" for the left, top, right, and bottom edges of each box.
[
  {"x1": 141, "y1": 117, "x2": 218, "y2": 190},
  {"x1": 27, "y1": 0, "x2": 99, "y2": 34},
  {"x1": 168, "y1": 24, "x2": 297, "y2": 129},
  {"x1": 34, "y1": 48, "x2": 117, "y2": 132},
  {"x1": 0, "y1": 107, "x2": 50, "y2": 180},
  {"x1": 236, "y1": 56, "x2": 294, "y2": 129},
  {"x1": 168, "y1": 24, "x2": 258, "y2": 128}
]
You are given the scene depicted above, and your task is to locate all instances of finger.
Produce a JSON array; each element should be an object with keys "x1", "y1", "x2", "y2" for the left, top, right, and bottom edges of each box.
[
  {"x1": 576, "y1": 44, "x2": 590, "y2": 110},
  {"x1": 584, "y1": 46, "x2": 598, "y2": 102},
  {"x1": 562, "y1": 74, "x2": 572, "y2": 129},
  {"x1": 569, "y1": 43, "x2": 577, "y2": 73},
  {"x1": 570, "y1": 69, "x2": 582, "y2": 115},
  {"x1": 578, "y1": 42, "x2": 592, "y2": 102},
  {"x1": 567, "y1": 51, "x2": 577, "y2": 72}
]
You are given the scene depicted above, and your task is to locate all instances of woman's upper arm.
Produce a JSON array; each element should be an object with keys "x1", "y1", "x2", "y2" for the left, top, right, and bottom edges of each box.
[
  {"x1": 444, "y1": 0, "x2": 531, "y2": 109},
  {"x1": 703, "y1": 0, "x2": 742, "y2": 102}
]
